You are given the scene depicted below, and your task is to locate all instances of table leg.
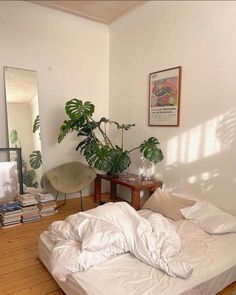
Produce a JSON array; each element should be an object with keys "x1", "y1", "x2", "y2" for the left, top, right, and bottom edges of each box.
[
  {"x1": 94, "y1": 175, "x2": 101, "y2": 203},
  {"x1": 149, "y1": 183, "x2": 163, "y2": 196},
  {"x1": 131, "y1": 189, "x2": 141, "y2": 210},
  {"x1": 149, "y1": 186, "x2": 156, "y2": 196},
  {"x1": 110, "y1": 182, "x2": 117, "y2": 200}
]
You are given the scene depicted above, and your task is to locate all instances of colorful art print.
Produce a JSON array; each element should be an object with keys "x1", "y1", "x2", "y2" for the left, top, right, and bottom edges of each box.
[{"x1": 148, "y1": 66, "x2": 181, "y2": 126}]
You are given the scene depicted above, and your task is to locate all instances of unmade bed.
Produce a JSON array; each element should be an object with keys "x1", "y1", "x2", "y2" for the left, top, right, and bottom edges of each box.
[{"x1": 38, "y1": 206, "x2": 236, "y2": 295}]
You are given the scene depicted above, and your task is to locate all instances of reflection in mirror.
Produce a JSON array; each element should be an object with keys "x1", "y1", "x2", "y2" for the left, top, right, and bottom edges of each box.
[
  {"x1": 0, "y1": 148, "x2": 23, "y2": 205},
  {"x1": 4, "y1": 67, "x2": 43, "y2": 194}
]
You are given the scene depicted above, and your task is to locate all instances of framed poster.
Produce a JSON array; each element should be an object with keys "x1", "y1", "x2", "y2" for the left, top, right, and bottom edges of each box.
[{"x1": 148, "y1": 66, "x2": 181, "y2": 126}]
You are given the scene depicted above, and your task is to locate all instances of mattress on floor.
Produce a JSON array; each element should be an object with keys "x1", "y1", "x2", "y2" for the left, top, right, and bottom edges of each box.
[{"x1": 38, "y1": 213, "x2": 236, "y2": 295}]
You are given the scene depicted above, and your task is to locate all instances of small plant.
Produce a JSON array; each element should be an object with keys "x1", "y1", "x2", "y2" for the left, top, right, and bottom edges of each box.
[{"x1": 58, "y1": 99, "x2": 164, "y2": 174}]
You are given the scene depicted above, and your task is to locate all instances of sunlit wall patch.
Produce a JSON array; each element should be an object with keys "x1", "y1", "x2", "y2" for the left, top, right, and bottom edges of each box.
[
  {"x1": 201, "y1": 172, "x2": 210, "y2": 181},
  {"x1": 188, "y1": 175, "x2": 197, "y2": 184},
  {"x1": 166, "y1": 112, "x2": 227, "y2": 166}
]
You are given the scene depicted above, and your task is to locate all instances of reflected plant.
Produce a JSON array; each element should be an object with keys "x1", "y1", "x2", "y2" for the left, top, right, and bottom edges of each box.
[
  {"x1": 30, "y1": 114, "x2": 42, "y2": 170},
  {"x1": 33, "y1": 114, "x2": 41, "y2": 141},
  {"x1": 22, "y1": 160, "x2": 38, "y2": 188},
  {"x1": 29, "y1": 150, "x2": 42, "y2": 169},
  {"x1": 9, "y1": 115, "x2": 42, "y2": 188},
  {"x1": 9, "y1": 130, "x2": 21, "y2": 147},
  {"x1": 33, "y1": 115, "x2": 40, "y2": 133}
]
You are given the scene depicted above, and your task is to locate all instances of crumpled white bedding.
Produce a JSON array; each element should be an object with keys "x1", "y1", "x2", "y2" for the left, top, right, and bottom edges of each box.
[{"x1": 48, "y1": 202, "x2": 193, "y2": 281}]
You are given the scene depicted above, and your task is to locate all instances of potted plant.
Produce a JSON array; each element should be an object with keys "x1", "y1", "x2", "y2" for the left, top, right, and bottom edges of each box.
[{"x1": 58, "y1": 99, "x2": 164, "y2": 175}]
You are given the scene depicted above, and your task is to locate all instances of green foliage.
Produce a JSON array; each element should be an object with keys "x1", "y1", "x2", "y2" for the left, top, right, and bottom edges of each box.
[
  {"x1": 23, "y1": 168, "x2": 38, "y2": 188},
  {"x1": 58, "y1": 98, "x2": 164, "y2": 174},
  {"x1": 100, "y1": 117, "x2": 135, "y2": 131},
  {"x1": 84, "y1": 141, "x2": 113, "y2": 172},
  {"x1": 33, "y1": 115, "x2": 40, "y2": 133},
  {"x1": 109, "y1": 146, "x2": 131, "y2": 174},
  {"x1": 10, "y1": 130, "x2": 18, "y2": 145},
  {"x1": 58, "y1": 120, "x2": 77, "y2": 143},
  {"x1": 112, "y1": 122, "x2": 135, "y2": 131},
  {"x1": 58, "y1": 100, "x2": 96, "y2": 143},
  {"x1": 140, "y1": 137, "x2": 164, "y2": 163},
  {"x1": 65, "y1": 99, "x2": 94, "y2": 119},
  {"x1": 29, "y1": 150, "x2": 42, "y2": 169}
]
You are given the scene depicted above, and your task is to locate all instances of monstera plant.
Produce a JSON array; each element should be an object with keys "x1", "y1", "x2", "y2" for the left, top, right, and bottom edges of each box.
[{"x1": 58, "y1": 99, "x2": 164, "y2": 174}]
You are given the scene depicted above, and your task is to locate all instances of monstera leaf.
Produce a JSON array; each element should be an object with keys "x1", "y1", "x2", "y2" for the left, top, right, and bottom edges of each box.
[
  {"x1": 33, "y1": 115, "x2": 40, "y2": 133},
  {"x1": 58, "y1": 120, "x2": 73, "y2": 143},
  {"x1": 84, "y1": 141, "x2": 112, "y2": 172},
  {"x1": 58, "y1": 118, "x2": 85, "y2": 143},
  {"x1": 77, "y1": 121, "x2": 98, "y2": 137},
  {"x1": 29, "y1": 150, "x2": 42, "y2": 169},
  {"x1": 140, "y1": 137, "x2": 164, "y2": 163},
  {"x1": 109, "y1": 146, "x2": 131, "y2": 174},
  {"x1": 65, "y1": 99, "x2": 95, "y2": 120}
]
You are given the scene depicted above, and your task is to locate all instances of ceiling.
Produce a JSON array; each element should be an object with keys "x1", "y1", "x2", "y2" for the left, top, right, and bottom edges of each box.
[{"x1": 29, "y1": 0, "x2": 146, "y2": 24}]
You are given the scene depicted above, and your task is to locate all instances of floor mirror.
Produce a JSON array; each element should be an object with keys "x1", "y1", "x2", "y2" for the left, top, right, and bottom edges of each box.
[{"x1": 4, "y1": 67, "x2": 43, "y2": 195}]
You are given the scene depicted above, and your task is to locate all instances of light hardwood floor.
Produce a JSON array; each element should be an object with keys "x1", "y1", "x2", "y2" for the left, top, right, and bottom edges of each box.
[{"x1": 0, "y1": 195, "x2": 235, "y2": 295}]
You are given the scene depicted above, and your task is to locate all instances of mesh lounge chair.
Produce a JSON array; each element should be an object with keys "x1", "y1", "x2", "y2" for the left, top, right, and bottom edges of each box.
[{"x1": 45, "y1": 161, "x2": 96, "y2": 211}]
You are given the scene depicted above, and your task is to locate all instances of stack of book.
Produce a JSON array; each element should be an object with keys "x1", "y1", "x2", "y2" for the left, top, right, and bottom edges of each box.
[
  {"x1": 35, "y1": 193, "x2": 57, "y2": 217},
  {"x1": 16, "y1": 194, "x2": 40, "y2": 223},
  {"x1": 17, "y1": 194, "x2": 38, "y2": 207},
  {"x1": 0, "y1": 202, "x2": 22, "y2": 228}
]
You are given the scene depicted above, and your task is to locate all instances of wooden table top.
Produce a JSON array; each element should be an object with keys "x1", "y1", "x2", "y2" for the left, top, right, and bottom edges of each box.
[{"x1": 97, "y1": 173, "x2": 162, "y2": 189}]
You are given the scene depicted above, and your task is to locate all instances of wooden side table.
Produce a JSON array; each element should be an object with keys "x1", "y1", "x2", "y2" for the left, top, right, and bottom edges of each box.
[{"x1": 94, "y1": 173, "x2": 162, "y2": 210}]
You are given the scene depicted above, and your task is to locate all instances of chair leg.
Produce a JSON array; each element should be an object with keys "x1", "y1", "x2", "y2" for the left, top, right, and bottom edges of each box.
[
  {"x1": 79, "y1": 191, "x2": 83, "y2": 212},
  {"x1": 56, "y1": 193, "x2": 67, "y2": 209},
  {"x1": 55, "y1": 191, "x2": 59, "y2": 201},
  {"x1": 63, "y1": 193, "x2": 67, "y2": 206}
]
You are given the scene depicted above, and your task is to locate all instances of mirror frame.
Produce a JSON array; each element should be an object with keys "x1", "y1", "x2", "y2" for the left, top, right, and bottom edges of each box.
[{"x1": 3, "y1": 66, "x2": 42, "y2": 194}]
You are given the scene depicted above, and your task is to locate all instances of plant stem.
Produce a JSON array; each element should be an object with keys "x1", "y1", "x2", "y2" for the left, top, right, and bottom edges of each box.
[
  {"x1": 91, "y1": 118, "x2": 114, "y2": 149},
  {"x1": 128, "y1": 146, "x2": 140, "y2": 153},
  {"x1": 121, "y1": 129, "x2": 123, "y2": 150}
]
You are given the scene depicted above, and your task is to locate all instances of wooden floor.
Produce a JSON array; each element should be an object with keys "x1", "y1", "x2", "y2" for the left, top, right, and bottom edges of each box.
[{"x1": 0, "y1": 195, "x2": 235, "y2": 295}]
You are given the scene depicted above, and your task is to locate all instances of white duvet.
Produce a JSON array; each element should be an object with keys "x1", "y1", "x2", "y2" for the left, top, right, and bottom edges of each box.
[{"x1": 48, "y1": 202, "x2": 192, "y2": 281}]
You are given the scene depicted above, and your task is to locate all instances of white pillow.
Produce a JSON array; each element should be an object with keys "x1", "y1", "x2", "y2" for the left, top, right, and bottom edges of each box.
[
  {"x1": 181, "y1": 201, "x2": 236, "y2": 234},
  {"x1": 171, "y1": 192, "x2": 200, "y2": 202},
  {"x1": 142, "y1": 188, "x2": 195, "y2": 221}
]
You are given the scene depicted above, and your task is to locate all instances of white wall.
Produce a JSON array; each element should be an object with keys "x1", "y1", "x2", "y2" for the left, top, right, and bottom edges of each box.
[
  {"x1": 0, "y1": 1, "x2": 109, "y2": 195},
  {"x1": 109, "y1": 1, "x2": 236, "y2": 215}
]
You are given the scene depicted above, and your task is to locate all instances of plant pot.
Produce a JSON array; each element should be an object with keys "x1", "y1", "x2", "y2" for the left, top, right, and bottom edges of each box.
[{"x1": 107, "y1": 171, "x2": 119, "y2": 178}]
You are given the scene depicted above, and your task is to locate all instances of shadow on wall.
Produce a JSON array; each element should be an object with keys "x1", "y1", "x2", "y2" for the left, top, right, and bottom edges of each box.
[{"x1": 163, "y1": 109, "x2": 236, "y2": 214}]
